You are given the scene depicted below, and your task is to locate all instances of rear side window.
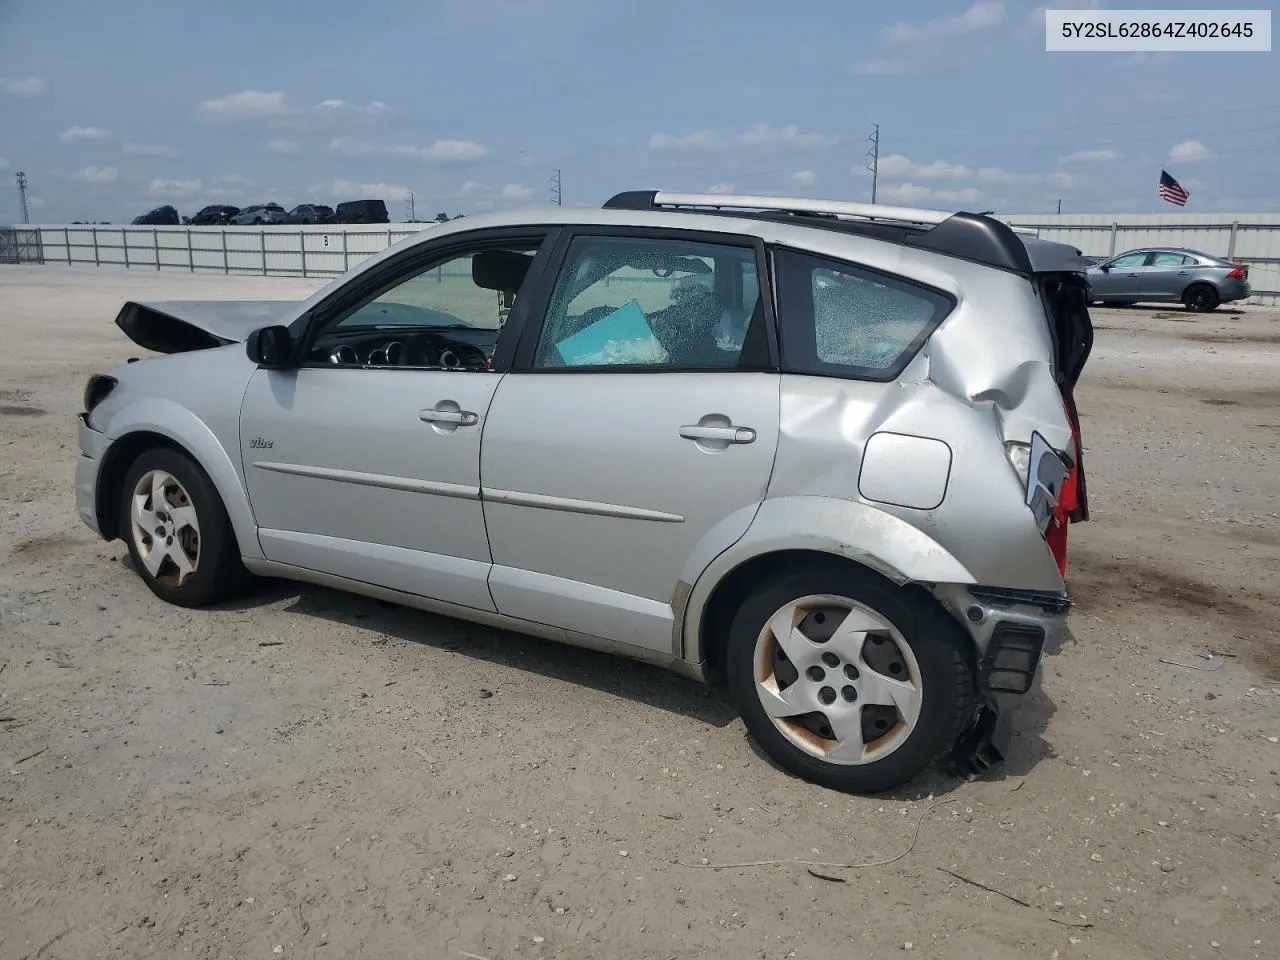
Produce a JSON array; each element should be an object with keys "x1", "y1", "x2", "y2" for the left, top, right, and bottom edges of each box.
[{"x1": 773, "y1": 248, "x2": 953, "y2": 381}]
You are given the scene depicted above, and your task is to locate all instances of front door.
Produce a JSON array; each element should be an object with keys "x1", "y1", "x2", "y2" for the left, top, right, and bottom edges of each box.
[
  {"x1": 479, "y1": 229, "x2": 781, "y2": 653},
  {"x1": 240, "y1": 230, "x2": 555, "y2": 610},
  {"x1": 1092, "y1": 250, "x2": 1150, "y2": 300}
]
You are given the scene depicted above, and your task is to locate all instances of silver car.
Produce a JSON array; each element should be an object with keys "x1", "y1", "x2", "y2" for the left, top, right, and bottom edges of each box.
[
  {"x1": 230, "y1": 203, "x2": 287, "y2": 226},
  {"x1": 1086, "y1": 246, "x2": 1251, "y2": 311},
  {"x1": 75, "y1": 190, "x2": 1094, "y2": 793}
]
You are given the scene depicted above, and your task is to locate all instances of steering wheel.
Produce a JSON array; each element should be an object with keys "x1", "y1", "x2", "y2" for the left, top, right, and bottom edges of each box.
[{"x1": 404, "y1": 331, "x2": 489, "y2": 369}]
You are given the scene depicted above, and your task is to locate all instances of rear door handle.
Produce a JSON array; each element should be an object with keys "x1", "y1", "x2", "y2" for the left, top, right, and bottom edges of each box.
[
  {"x1": 419, "y1": 408, "x2": 479, "y2": 426},
  {"x1": 1176, "y1": 270, "x2": 1189, "y2": 276},
  {"x1": 679, "y1": 424, "x2": 756, "y2": 444}
]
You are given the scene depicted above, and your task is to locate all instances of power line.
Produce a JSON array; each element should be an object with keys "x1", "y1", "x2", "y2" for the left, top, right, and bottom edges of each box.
[{"x1": 16, "y1": 171, "x2": 29, "y2": 225}]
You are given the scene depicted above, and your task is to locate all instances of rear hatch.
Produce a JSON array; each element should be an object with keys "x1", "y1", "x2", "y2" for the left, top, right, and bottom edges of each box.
[{"x1": 1034, "y1": 268, "x2": 1094, "y2": 572}]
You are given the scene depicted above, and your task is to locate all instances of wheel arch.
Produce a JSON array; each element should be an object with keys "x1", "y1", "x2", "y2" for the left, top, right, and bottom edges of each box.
[
  {"x1": 97, "y1": 399, "x2": 262, "y2": 560},
  {"x1": 679, "y1": 496, "x2": 977, "y2": 678}
]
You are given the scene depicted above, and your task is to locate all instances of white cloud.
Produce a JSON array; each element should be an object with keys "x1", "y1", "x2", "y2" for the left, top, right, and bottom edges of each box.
[
  {"x1": 316, "y1": 99, "x2": 346, "y2": 109},
  {"x1": 59, "y1": 125, "x2": 110, "y2": 143},
  {"x1": 737, "y1": 123, "x2": 838, "y2": 150},
  {"x1": 422, "y1": 139, "x2": 489, "y2": 163},
  {"x1": 72, "y1": 165, "x2": 118, "y2": 183},
  {"x1": 879, "y1": 182, "x2": 983, "y2": 205},
  {"x1": 1169, "y1": 140, "x2": 1212, "y2": 163},
  {"x1": 267, "y1": 138, "x2": 300, "y2": 155},
  {"x1": 500, "y1": 183, "x2": 534, "y2": 200},
  {"x1": 0, "y1": 76, "x2": 45, "y2": 97},
  {"x1": 707, "y1": 182, "x2": 736, "y2": 194},
  {"x1": 332, "y1": 179, "x2": 411, "y2": 202},
  {"x1": 197, "y1": 90, "x2": 292, "y2": 122},
  {"x1": 849, "y1": 57, "x2": 914, "y2": 75},
  {"x1": 316, "y1": 98, "x2": 387, "y2": 115},
  {"x1": 793, "y1": 170, "x2": 817, "y2": 186},
  {"x1": 1060, "y1": 148, "x2": 1120, "y2": 164},
  {"x1": 328, "y1": 136, "x2": 373, "y2": 157},
  {"x1": 123, "y1": 142, "x2": 180, "y2": 158},
  {"x1": 1047, "y1": 171, "x2": 1078, "y2": 189},
  {"x1": 149, "y1": 178, "x2": 203, "y2": 198},
  {"x1": 870, "y1": 153, "x2": 1039, "y2": 186},
  {"x1": 884, "y1": 2, "x2": 1005, "y2": 44},
  {"x1": 650, "y1": 123, "x2": 836, "y2": 154}
]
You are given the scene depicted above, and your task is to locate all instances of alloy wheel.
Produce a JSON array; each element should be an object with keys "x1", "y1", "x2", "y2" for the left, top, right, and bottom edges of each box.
[
  {"x1": 753, "y1": 594, "x2": 923, "y2": 765},
  {"x1": 129, "y1": 469, "x2": 201, "y2": 587}
]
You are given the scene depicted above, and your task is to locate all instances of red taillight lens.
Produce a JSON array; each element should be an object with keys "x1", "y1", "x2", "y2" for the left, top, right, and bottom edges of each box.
[{"x1": 1226, "y1": 266, "x2": 1246, "y2": 279}]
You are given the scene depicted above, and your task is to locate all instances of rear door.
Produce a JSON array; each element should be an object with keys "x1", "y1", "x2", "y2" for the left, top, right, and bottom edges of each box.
[
  {"x1": 478, "y1": 227, "x2": 781, "y2": 654},
  {"x1": 1145, "y1": 251, "x2": 1194, "y2": 299}
]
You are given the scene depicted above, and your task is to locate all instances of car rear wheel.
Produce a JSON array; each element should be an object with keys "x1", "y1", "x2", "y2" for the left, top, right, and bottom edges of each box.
[
  {"x1": 1183, "y1": 283, "x2": 1219, "y2": 312},
  {"x1": 119, "y1": 448, "x2": 251, "y2": 608},
  {"x1": 725, "y1": 563, "x2": 974, "y2": 793}
]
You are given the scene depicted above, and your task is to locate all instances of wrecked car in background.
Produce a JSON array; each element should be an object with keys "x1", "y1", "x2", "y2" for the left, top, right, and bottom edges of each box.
[{"x1": 75, "y1": 190, "x2": 1093, "y2": 793}]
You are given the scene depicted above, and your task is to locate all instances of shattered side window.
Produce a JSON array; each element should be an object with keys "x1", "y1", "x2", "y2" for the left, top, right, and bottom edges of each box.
[
  {"x1": 774, "y1": 248, "x2": 953, "y2": 382},
  {"x1": 532, "y1": 235, "x2": 761, "y2": 370}
]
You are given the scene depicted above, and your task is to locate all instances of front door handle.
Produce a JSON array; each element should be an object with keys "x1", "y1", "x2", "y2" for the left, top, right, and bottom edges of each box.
[
  {"x1": 679, "y1": 424, "x2": 756, "y2": 444},
  {"x1": 419, "y1": 408, "x2": 479, "y2": 426}
]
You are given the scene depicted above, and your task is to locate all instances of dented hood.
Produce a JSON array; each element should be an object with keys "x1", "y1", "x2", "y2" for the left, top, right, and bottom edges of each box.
[{"x1": 114, "y1": 300, "x2": 303, "y2": 354}]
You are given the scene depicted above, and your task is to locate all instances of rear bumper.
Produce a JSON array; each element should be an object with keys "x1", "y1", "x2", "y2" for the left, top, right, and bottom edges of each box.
[
  {"x1": 932, "y1": 584, "x2": 1070, "y2": 695},
  {"x1": 75, "y1": 414, "x2": 110, "y2": 538},
  {"x1": 1217, "y1": 278, "x2": 1251, "y2": 303}
]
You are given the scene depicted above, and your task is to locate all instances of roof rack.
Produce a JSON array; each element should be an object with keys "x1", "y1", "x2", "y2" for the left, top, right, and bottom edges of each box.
[
  {"x1": 604, "y1": 190, "x2": 952, "y2": 227},
  {"x1": 601, "y1": 189, "x2": 1037, "y2": 275}
]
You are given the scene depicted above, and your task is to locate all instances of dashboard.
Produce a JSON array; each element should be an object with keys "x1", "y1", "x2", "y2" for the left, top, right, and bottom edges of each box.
[{"x1": 307, "y1": 326, "x2": 496, "y2": 371}]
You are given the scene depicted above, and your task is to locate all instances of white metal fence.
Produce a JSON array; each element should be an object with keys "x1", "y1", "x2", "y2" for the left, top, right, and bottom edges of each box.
[
  {"x1": 7, "y1": 213, "x2": 1279, "y2": 303},
  {"x1": 24, "y1": 222, "x2": 434, "y2": 278}
]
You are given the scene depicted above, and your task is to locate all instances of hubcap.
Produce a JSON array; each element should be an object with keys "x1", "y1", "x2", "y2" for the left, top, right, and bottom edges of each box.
[
  {"x1": 753, "y1": 595, "x2": 923, "y2": 765},
  {"x1": 129, "y1": 470, "x2": 201, "y2": 587}
]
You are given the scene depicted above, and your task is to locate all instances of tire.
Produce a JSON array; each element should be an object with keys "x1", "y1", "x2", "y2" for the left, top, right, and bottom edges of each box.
[
  {"x1": 252, "y1": 218, "x2": 264, "y2": 225},
  {"x1": 725, "y1": 562, "x2": 974, "y2": 793},
  {"x1": 119, "y1": 447, "x2": 252, "y2": 608},
  {"x1": 1183, "y1": 284, "x2": 1219, "y2": 312}
]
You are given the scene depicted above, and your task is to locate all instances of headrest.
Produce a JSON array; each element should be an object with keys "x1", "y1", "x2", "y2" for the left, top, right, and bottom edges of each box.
[{"x1": 473, "y1": 249, "x2": 535, "y2": 292}]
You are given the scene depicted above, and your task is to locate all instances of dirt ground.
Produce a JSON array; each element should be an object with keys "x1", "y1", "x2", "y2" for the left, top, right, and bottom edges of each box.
[{"x1": 2, "y1": 266, "x2": 1278, "y2": 960}]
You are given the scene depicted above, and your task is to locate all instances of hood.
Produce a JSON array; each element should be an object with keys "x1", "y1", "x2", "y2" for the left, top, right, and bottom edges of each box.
[{"x1": 114, "y1": 299, "x2": 303, "y2": 354}]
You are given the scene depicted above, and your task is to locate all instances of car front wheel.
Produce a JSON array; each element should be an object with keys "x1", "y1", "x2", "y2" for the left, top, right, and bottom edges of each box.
[
  {"x1": 119, "y1": 448, "x2": 251, "y2": 608},
  {"x1": 726, "y1": 563, "x2": 974, "y2": 793}
]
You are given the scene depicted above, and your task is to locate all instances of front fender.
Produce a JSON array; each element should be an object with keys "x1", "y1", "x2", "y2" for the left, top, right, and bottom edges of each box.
[
  {"x1": 104, "y1": 397, "x2": 262, "y2": 561},
  {"x1": 678, "y1": 495, "x2": 975, "y2": 663}
]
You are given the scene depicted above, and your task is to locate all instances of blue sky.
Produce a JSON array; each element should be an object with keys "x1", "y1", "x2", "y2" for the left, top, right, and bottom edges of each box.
[{"x1": 1, "y1": 0, "x2": 1276, "y2": 222}]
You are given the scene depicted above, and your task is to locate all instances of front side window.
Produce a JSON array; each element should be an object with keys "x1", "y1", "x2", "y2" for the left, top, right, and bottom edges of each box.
[
  {"x1": 1108, "y1": 251, "x2": 1149, "y2": 268},
  {"x1": 773, "y1": 248, "x2": 952, "y2": 381},
  {"x1": 306, "y1": 241, "x2": 542, "y2": 368},
  {"x1": 532, "y1": 235, "x2": 761, "y2": 369}
]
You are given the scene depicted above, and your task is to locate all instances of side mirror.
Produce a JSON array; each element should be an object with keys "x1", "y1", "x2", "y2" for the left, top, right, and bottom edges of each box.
[
  {"x1": 1098, "y1": 264, "x2": 1110, "y2": 272},
  {"x1": 245, "y1": 325, "x2": 295, "y2": 367}
]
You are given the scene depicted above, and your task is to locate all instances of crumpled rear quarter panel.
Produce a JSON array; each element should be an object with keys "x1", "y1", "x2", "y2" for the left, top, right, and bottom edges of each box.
[{"x1": 766, "y1": 259, "x2": 1070, "y2": 593}]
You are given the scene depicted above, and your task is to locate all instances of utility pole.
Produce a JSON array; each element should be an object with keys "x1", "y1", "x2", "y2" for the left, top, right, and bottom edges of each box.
[
  {"x1": 407, "y1": 191, "x2": 416, "y2": 222},
  {"x1": 1056, "y1": 198, "x2": 1062, "y2": 215},
  {"x1": 16, "y1": 171, "x2": 30, "y2": 225},
  {"x1": 865, "y1": 124, "x2": 879, "y2": 204},
  {"x1": 550, "y1": 168, "x2": 562, "y2": 207}
]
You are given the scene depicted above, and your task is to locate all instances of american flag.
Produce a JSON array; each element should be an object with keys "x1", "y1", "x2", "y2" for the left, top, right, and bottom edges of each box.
[{"x1": 1158, "y1": 169, "x2": 1190, "y2": 206}]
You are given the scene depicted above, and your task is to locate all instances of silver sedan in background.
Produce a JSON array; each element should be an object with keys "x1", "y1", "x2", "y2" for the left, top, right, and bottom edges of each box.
[{"x1": 1086, "y1": 246, "x2": 1251, "y2": 311}]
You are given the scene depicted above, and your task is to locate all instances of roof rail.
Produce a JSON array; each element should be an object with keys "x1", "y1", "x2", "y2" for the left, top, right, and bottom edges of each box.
[
  {"x1": 603, "y1": 190, "x2": 952, "y2": 227},
  {"x1": 601, "y1": 189, "x2": 1038, "y2": 275}
]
